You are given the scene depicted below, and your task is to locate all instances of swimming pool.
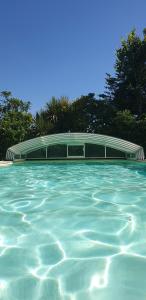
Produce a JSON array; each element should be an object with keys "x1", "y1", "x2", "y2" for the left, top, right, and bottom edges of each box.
[{"x1": 0, "y1": 161, "x2": 146, "y2": 300}]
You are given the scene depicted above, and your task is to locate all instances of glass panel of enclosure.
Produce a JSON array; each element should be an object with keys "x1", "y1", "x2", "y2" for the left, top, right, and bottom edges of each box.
[
  {"x1": 47, "y1": 145, "x2": 67, "y2": 158},
  {"x1": 126, "y1": 153, "x2": 136, "y2": 159},
  {"x1": 26, "y1": 148, "x2": 46, "y2": 159},
  {"x1": 67, "y1": 145, "x2": 84, "y2": 157},
  {"x1": 106, "y1": 147, "x2": 126, "y2": 158},
  {"x1": 85, "y1": 144, "x2": 105, "y2": 157},
  {"x1": 25, "y1": 143, "x2": 126, "y2": 159}
]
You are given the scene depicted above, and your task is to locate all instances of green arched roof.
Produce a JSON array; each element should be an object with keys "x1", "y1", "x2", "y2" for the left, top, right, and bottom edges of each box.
[{"x1": 6, "y1": 132, "x2": 144, "y2": 160}]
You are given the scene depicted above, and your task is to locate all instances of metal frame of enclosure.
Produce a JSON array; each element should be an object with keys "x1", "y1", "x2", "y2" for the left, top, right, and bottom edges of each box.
[{"x1": 6, "y1": 133, "x2": 145, "y2": 161}]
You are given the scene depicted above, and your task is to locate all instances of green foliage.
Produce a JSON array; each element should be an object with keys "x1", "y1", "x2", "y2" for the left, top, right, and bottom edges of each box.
[
  {"x1": 103, "y1": 29, "x2": 146, "y2": 116},
  {"x1": 34, "y1": 110, "x2": 53, "y2": 136},
  {"x1": 35, "y1": 96, "x2": 72, "y2": 134},
  {"x1": 71, "y1": 93, "x2": 97, "y2": 132},
  {"x1": 0, "y1": 91, "x2": 33, "y2": 159},
  {"x1": 111, "y1": 110, "x2": 136, "y2": 140},
  {"x1": 35, "y1": 93, "x2": 116, "y2": 136},
  {"x1": 71, "y1": 93, "x2": 116, "y2": 134}
]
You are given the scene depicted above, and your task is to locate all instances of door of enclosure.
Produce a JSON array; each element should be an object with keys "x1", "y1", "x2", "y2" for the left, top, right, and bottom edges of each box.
[{"x1": 67, "y1": 145, "x2": 85, "y2": 158}]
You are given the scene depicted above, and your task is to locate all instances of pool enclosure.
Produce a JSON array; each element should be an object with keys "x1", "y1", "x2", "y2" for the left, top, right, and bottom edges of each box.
[{"x1": 6, "y1": 133, "x2": 145, "y2": 161}]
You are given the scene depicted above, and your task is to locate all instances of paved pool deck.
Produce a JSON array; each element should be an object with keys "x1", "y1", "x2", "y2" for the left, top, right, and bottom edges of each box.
[{"x1": 0, "y1": 161, "x2": 13, "y2": 167}]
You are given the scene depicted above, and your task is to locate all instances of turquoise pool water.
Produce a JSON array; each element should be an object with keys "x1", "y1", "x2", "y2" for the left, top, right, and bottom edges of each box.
[{"x1": 0, "y1": 161, "x2": 146, "y2": 300}]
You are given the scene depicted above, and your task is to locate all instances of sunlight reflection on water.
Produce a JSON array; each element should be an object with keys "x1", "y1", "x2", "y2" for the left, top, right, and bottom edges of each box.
[{"x1": 0, "y1": 161, "x2": 146, "y2": 300}]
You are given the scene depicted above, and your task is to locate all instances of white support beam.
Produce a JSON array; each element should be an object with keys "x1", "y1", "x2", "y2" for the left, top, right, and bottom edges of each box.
[{"x1": 105, "y1": 146, "x2": 107, "y2": 158}]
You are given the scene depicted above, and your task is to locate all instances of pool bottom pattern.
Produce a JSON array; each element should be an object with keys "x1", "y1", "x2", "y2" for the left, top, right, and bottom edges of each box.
[{"x1": 0, "y1": 162, "x2": 146, "y2": 300}]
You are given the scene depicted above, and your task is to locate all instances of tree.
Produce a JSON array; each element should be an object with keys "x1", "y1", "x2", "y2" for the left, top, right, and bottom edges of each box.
[
  {"x1": 46, "y1": 96, "x2": 71, "y2": 132},
  {"x1": 71, "y1": 93, "x2": 116, "y2": 133},
  {"x1": 35, "y1": 93, "x2": 116, "y2": 135},
  {"x1": 34, "y1": 110, "x2": 53, "y2": 136},
  {"x1": 0, "y1": 91, "x2": 33, "y2": 159},
  {"x1": 101, "y1": 29, "x2": 146, "y2": 116},
  {"x1": 110, "y1": 110, "x2": 136, "y2": 140},
  {"x1": 71, "y1": 93, "x2": 98, "y2": 132},
  {"x1": 35, "y1": 96, "x2": 72, "y2": 135}
]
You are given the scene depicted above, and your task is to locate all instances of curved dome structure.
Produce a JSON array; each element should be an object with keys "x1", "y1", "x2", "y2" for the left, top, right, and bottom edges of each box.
[{"x1": 6, "y1": 132, "x2": 144, "y2": 161}]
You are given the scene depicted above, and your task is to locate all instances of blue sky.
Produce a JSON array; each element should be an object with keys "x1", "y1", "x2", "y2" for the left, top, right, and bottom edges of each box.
[{"x1": 0, "y1": 0, "x2": 146, "y2": 113}]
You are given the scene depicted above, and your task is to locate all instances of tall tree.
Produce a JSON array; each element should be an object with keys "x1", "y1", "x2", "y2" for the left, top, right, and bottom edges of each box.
[
  {"x1": 71, "y1": 93, "x2": 116, "y2": 133},
  {"x1": 101, "y1": 29, "x2": 146, "y2": 116},
  {"x1": 0, "y1": 91, "x2": 33, "y2": 159},
  {"x1": 35, "y1": 96, "x2": 72, "y2": 135},
  {"x1": 34, "y1": 110, "x2": 53, "y2": 136},
  {"x1": 46, "y1": 96, "x2": 71, "y2": 132}
]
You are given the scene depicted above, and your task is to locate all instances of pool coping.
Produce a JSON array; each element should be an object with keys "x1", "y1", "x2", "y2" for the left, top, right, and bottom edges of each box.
[
  {"x1": 1, "y1": 159, "x2": 146, "y2": 167},
  {"x1": 0, "y1": 161, "x2": 13, "y2": 167}
]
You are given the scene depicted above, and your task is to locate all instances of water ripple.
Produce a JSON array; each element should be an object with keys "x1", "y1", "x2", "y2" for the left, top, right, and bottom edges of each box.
[{"x1": 0, "y1": 161, "x2": 146, "y2": 299}]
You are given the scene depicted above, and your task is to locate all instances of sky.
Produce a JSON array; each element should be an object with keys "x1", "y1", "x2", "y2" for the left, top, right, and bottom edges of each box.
[{"x1": 0, "y1": 0, "x2": 146, "y2": 113}]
